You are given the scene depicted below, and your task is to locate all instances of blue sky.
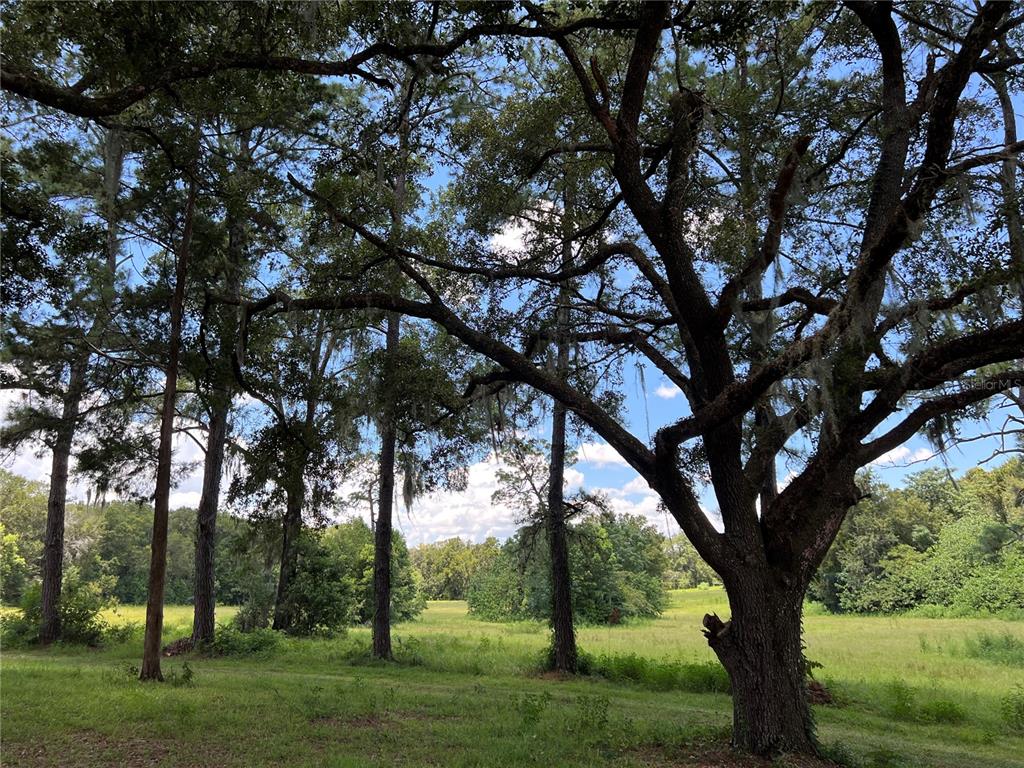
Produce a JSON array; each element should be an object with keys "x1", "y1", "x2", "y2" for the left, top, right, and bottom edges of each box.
[{"x1": 3, "y1": 23, "x2": 1020, "y2": 547}]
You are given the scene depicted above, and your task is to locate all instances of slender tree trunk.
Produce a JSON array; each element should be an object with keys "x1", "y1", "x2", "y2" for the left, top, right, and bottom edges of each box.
[
  {"x1": 272, "y1": 468, "x2": 306, "y2": 632},
  {"x1": 991, "y1": 71, "x2": 1024, "y2": 414},
  {"x1": 191, "y1": 401, "x2": 228, "y2": 644},
  {"x1": 992, "y1": 74, "x2": 1024, "y2": 302},
  {"x1": 38, "y1": 355, "x2": 88, "y2": 644},
  {"x1": 704, "y1": 573, "x2": 815, "y2": 755},
  {"x1": 191, "y1": 195, "x2": 244, "y2": 643},
  {"x1": 140, "y1": 185, "x2": 195, "y2": 681},
  {"x1": 546, "y1": 179, "x2": 577, "y2": 672},
  {"x1": 546, "y1": 397, "x2": 577, "y2": 672},
  {"x1": 372, "y1": 311, "x2": 400, "y2": 659},
  {"x1": 39, "y1": 129, "x2": 123, "y2": 644}
]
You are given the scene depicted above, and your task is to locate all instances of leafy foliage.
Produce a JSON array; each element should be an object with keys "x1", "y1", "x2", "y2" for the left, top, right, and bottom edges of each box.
[
  {"x1": 2, "y1": 567, "x2": 107, "y2": 646},
  {"x1": 410, "y1": 537, "x2": 501, "y2": 600},
  {"x1": 811, "y1": 460, "x2": 1024, "y2": 616},
  {"x1": 468, "y1": 512, "x2": 667, "y2": 625}
]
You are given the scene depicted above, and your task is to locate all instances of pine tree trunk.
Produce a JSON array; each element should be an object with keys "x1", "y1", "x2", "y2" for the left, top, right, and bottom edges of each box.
[
  {"x1": 372, "y1": 311, "x2": 400, "y2": 660},
  {"x1": 192, "y1": 402, "x2": 228, "y2": 644},
  {"x1": 191, "y1": 194, "x2": 243, "y2": 643},
  {"x1": 704, "y1": 573, "x2": 815, "y2": 756},
  {"x1": 39, "y1": 356, "x2": 88, "y2": 644},
  {"x1": 140, "y1": 186, "x2": 195, "y2": 682},
  {"x1": 545, "y1": 177, "x2": 578, "y2": 672},
  {"x1": 272, "y1": 471, "x2": 305, "y2": 632},
  {"x1": 546, "y1": 396, "x2": 577, "y2": 672}
]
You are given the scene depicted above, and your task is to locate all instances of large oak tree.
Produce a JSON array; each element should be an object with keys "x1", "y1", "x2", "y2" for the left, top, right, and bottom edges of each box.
[{"x1": 5, "y1": 0, "x2": 1023, "y2": 755}]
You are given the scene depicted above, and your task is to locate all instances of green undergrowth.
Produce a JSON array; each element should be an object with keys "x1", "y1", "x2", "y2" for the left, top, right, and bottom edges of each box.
[{"x1": 3, "y1": 591, "x2": 1022, "y2": 767}]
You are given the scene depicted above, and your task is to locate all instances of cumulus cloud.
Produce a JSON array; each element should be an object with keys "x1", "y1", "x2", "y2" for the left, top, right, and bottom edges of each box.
[
  {"x1": 489, "y1": 218, "x2": 532, "y2": 254},
  {"x1": 575, "y1": 442, "x2": 630, "y2": 468},
  {"x1": 654, "y1": 384, "x2": 682, "y2": 399},
  {"x1": 488, "y1": 200, "x2": 557, "y2": 255},
  {"x1": 563, "y1": 467, "x2": 585, "y2": 490},
  {"x1": 869, "y1": 445, "x2": 934, "y2": 466},
  {"x1": 386, "y1": 455, "x2": 520, "y2": 546}
]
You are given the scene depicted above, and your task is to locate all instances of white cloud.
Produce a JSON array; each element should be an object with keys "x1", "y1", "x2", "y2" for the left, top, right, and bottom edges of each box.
[
  {"x1": 621, "y1": 474, "x2": 655, "y2": 497},
  {"x1": 654, "y1": 384, "x2": 682, "y2": 399},
  {"x1": 487, "y1": 201, "x2": 557, "y2": 256},
  {"x1": 386, "y1": 455, "x2": 520, "y2": 546},
  {"x1": 563, "y1": 467, "x2": 584, "y2": 490},
  {"x1": 870, "y1": 446, "x2": 934, "y2": 467},
  {"x1": 168, "y1": 491, "x2": 202, "y2": 509},
  {"x1": 489, "y1": 218, "x2": 532, "y2": 254},
  {"x1": 575, "y1": 441, "x2": 630, "y2": 468}
]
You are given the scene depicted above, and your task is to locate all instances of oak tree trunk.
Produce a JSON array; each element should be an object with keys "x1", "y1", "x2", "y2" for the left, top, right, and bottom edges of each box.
[
  {"x1": 372, "y1": 310, "x2": 400, "y2": 660},
  {"x1": 705, "y1": 573, "x2": 815, "y2": 756},
  {"x1": 192, "y1": 401, "x2": 228, "y2": 644},
  {"x1": 140, "y1": 185, "x2": 194, "y2": 681},
  {"x1": 39, "y1": 355, "x2": 88, "y2": 644}
]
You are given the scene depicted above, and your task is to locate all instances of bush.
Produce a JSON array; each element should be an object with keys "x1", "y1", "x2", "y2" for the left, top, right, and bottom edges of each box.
[
  {"x1": 1, "y1": 568, "x2": 107, "y2": 646},
  {"x1": 0, "y1": 522, "x2": 31, "y2": 603},
  {"x1": 962, "y1": 632, "x2": 1024, "y2": 667},
  {"x1": 467, "y1": 513, "x2": 668, "y2": 625},
  {"x1": 1001, "y1": 685, "x2": 1024, "y2": 733},
  {"x1": 210, "y1": 625, "x2": 282, "y2": 656},
  {"x1": 102, "y1": 620, "x2": 143, "y2": 644},
  {"x1": 586, "y1": 651, "x2": 729, "y2": 693},
  {"x1": 886, "y1": 679, "x2": 916, "y2": 721},
  {"x1": 918, "y1": 699, "x2": 966, "y2": 724},
  {"x1": 277, "y1": 534, "x2": 357, "y2": 636}
]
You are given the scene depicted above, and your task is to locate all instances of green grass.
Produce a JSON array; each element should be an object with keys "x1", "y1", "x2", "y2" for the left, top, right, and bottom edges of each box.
[{"x1": 2, "y1": 589, "x2": 1023, "y2": 767}]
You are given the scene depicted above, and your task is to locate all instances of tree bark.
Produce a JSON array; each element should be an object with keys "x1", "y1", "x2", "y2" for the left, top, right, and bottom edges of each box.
[
  {"x1": 140, "y1": 184, "x2": 195, "y2": 681},
  {"x1": 372, "y1": 310, "x2": 400, "y2": 660},
  {"x1": 39, "y1": 128, "x2": 123, "y2": 644},
  {"x1": 191, "y1": 186, "x2": 244, "y2": 643},
  {"x1": 546, "y1": 396, "x2": 577, "y2": 672},
  {"x1": 191, "y1": 401, "x2": 228, "y2": 644},
  {"x1": 704, "y1": 573, "x2": 815, "y2": 756},
  {"x1": 38, "y1": 355, "x2": 88, "y2": 644},
  {"x1": 272, "y1": 467, "x2": 305, "y2": 632},
  {"x1": 546, "y1": 177, "x2": 578, "y2": 672}
]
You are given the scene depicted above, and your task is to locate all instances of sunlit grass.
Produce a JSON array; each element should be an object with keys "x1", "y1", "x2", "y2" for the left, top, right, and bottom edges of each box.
[{"x1": 3, "y1": 589, "x2": 1023, "y2": 767}]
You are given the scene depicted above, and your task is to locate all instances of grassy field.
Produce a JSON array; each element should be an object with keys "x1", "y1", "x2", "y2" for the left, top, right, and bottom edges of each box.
[{"x1": 2, "y1": 589, "x2": 1023, "y2": 767}]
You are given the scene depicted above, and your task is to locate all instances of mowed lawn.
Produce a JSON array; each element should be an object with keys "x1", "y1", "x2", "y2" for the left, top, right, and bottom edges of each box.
[{"x1": 2, "y1": 589, "x2": 1022, "y2": 767}]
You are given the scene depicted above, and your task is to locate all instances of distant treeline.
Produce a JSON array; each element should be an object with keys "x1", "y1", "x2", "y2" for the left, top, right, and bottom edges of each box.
[
  {"x1": 3, "y1": 459, "x2": 1021, "y2": 620},
  {"x1": 0, "y1": 470, "x2": 423, "y2": 631},
  {"x1": 810, "y1": 459, "x2": 1023, "y2": 617}
]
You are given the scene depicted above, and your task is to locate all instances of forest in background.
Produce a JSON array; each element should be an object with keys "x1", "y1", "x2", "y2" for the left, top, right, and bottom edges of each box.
[{"x1": 4, "y1": 457, "x2": 1021, "y2": 635}]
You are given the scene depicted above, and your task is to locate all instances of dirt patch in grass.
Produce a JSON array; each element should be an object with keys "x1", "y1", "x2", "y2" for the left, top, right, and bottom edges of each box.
[
  {"x1": 630, "y1": 743, "x2": 842, "y2": 768},
  {"x1": 3, "y1": 732, "x2": 236, "y2": 768},
  {"x1": 313, "y1": 709, "x2": 459, "y2": 729}
]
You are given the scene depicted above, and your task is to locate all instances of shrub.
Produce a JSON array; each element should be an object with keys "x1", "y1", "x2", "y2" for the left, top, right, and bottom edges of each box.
[
  {"x1": 586, "y1": 651, "x2": 729, "y2": 694},
  {"x1": 962, "y1": 632, "x2": 1024, "y2": 667},
  {"x1": 231, "y1": 566, "x2": 277, "y2": 632},
  {"x1": 1002, "y1": 685, "x2": 1024, "y2": 733},
  {"x1": 918, "y1": 699, "x2": 965, "y2": 724},
  {"x1": 886, "y1": 679, "x2": 916, "y2": 721},
  {"x1": 1, "y1": 568, "x2": 107, "y2": 646},
  {"x1": 102, "y1": 621, "x2": 142, "y2": 644},
  {"x1": 210, "y1": 625, "x2": 282, "y2": 656},
  {"x1": 468, "y1": 513, "x2": 668, "y2": 625},
  {"x1": 278, "y1": 534, "x2": 357, "y2": 636},
  {"x1": 0, "y1": 522, "x2": 31, "y2": 603}
]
